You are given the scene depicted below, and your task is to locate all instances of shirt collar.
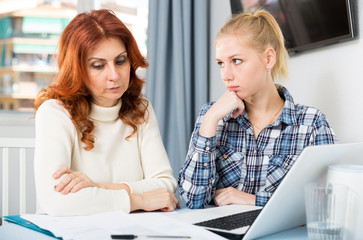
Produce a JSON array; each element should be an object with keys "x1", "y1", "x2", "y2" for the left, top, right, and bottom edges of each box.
[
  {"x1": 277, "y1": 85, "x2": 298, "y2": 126},
  {"x1": 90, "y1": 99, "x2": 122, "y2": 122},
  {"x1": 222, "y1": 106, "x2": 251, "y2": 130}
]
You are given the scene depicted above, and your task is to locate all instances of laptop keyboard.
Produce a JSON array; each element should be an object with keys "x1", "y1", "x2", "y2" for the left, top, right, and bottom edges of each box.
[{"x1": 194, "y1": 209, "x2": 262, "y2": 231}]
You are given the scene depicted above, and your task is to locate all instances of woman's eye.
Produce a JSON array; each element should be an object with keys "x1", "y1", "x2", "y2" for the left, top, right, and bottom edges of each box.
[
  {"x1": 91, "y1": 64, "x2": 104, "y2": 70},
  {"x1": 116, "y1": 56, "x2": 127, "y2": 65},
  {"x1": 217, "y1": 61, "x2": 224, "y2": 67},
  {"x1": 233, "y1": 59, "x2": 242, "y2": 64}
]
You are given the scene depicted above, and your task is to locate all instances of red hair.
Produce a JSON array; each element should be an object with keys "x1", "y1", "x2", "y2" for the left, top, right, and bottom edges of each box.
[{"x1": 34, "y1": 9, "x2": 149, "y2": 150}]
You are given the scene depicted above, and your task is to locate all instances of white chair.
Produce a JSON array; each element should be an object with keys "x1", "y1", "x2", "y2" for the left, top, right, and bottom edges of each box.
[{"x1": 0, "y1": 138, "x2": 35, "y2": 224}]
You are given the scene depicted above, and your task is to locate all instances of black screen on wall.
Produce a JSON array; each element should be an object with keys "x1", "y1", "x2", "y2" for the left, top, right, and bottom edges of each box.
[{"x1": 230, "y1": 0, "x2": 357, "y2": 54}]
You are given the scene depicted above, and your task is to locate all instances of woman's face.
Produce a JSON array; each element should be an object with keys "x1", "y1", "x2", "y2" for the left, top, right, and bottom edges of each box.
[
  {"x1": 85, "y1": 37, "x2": 131, "y2": 107},
  {"x1": 215, "y1": 34, "x2": 271, "y2": 100}
]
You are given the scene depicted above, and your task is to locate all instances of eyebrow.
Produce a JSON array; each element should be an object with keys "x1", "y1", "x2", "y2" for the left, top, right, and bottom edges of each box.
[
  {"x1": 229, "y1": 54, "x2": 241, "y2": 59},
  {"x1": 216, "y1": 53, "x2": 241, "y2": 62},
  {"x1": 87, "y1": 50, "x2": 127, "y2": 62}
]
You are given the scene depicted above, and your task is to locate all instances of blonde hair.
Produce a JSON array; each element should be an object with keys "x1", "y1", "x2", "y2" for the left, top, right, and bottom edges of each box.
[{"x1": 216, "y1": 9, "x2": 288, "y2": 81}]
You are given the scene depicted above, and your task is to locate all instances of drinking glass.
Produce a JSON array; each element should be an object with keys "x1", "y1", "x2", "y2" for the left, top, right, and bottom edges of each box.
[{"x1": 304, "y1": 183, "x2": 348, "y2": 240}]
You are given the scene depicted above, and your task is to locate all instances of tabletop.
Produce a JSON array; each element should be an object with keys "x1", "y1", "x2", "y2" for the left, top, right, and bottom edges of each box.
[{"x1": 0, "y1": 222, "x2": 309, "y2": 240}]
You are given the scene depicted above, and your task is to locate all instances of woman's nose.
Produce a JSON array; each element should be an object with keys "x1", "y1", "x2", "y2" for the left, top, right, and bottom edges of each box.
[
  {"x1": 107, "y1": 64, "x2": 119, "y2": 80},
  {"x1": 221, "y1": 66, "x2": 233, "y2": 82}
]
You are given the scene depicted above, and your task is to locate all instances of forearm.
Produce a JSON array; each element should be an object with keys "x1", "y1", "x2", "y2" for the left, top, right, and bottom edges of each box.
[
  {"x1": 125, "y1": 177, "x2": 176, "y2": 194},
  {"x1": 199, "y1": 111, "x2": 219, "y2": 137},
  {"x1": 36, "y1": 182, "x2": 131, "y2": 216},
  {"x1": 35, "y1": 156, "x2": 131, "y2": 216},
  {"x1": 97, "y1": 182, "x2": 131, "y2": 194},
  {"x1": 179, "y1": 150, "x2": 217, "y2": 209}
]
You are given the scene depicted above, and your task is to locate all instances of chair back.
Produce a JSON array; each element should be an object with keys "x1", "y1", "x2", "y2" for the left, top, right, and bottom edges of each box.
[{"x1": 0, "y1": 138, "x2": 35, "y2": 222}]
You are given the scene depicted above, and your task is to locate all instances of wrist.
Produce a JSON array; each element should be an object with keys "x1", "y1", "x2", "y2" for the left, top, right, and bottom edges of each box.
[
  {"x1": 130, "y1": 193, "x2": 143, "y2": 212},
  {"x1": 199, "y1": 112, "x2": 219, "y2": 137},
  {"x1": 249, "y1": 194, "x2": 256, "y2": 206}
]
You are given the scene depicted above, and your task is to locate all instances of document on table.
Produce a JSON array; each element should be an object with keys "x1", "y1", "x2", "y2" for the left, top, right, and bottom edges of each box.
[{"x1": 22, "y1": 210, "x2": 225, "y2": 240}]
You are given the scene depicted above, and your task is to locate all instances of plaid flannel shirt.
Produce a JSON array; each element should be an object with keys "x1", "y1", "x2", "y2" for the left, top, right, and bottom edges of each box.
[{"x1": 178, "y1": 85, "x2": 337, "y2": 208}]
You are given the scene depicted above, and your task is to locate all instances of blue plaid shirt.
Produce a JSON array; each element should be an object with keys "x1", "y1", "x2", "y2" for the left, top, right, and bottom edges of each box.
[{"x1": 178, "y1": 86, "x2": 337, "y2": 208}]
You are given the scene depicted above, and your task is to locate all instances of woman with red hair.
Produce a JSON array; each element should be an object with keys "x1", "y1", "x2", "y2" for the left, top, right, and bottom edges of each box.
[{"x1": 34, "y1": 9, "x2": 178, "y2": 216}]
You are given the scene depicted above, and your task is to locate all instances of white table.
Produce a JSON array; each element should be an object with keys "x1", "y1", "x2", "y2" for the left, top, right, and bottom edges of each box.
[{"x1": 0, "y1": 222, "x2": 308, "y2": 240}]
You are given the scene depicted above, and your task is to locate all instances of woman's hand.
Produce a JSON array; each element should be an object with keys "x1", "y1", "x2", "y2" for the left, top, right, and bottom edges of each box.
[
  {"x1": 199, "y1": 91, "x2": 245, "y2": 137},
  {"x1": 213, "y1": 187, "x2": 256, "y2": 206},
  {"x1": 53, "y1": 166, "x2": 97, "y2": 194},
  {"x1": 130, "y1": 188, "x2": 180, "y2": 212},
  {"x1": 53, "y1": 166, "x2": 131, "y2": 195}
]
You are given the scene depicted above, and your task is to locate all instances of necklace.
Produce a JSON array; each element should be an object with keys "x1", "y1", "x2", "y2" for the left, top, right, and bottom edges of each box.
[{"x1": 251, "y1": 101, "x2": 284, "y2": 132}]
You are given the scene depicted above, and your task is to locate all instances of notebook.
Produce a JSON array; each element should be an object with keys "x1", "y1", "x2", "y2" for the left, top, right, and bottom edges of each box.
[
  {"x1": 173, "y1": 142, "x2": 363, "y2": 240},
  {"x1": 3, "y1": 215, "x2": 61, "y2": 239}
]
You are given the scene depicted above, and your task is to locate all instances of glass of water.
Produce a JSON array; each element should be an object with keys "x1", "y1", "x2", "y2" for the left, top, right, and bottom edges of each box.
[{"x1": 304, "y1": 183, "x2": 349, "y2": 240}]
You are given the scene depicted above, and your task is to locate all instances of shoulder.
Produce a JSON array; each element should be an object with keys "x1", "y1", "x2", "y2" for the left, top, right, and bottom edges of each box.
[
  {"x1": 136, "y1": 96, "x2": 157, "y2": 128},
  {"x1": 35, "y1": 99, "x2": 76, "y2": 137},
  {"x1": 278, "y1": 86, "x2": 330, "y2": 127},
  {"x1": 36, "y1": 99, "x2": 71, "y2": 120},
  {"x1": 37, "y1": 99, "x2": 67, "y2": 112},
  {"x1": 293, "y1": 104, "x2": 329, "y2": 127}
]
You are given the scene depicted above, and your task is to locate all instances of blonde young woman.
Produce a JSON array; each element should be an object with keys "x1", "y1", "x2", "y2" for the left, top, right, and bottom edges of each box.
[{"x1": 178, "y1": 9, "x2": 337, "y2": 209}]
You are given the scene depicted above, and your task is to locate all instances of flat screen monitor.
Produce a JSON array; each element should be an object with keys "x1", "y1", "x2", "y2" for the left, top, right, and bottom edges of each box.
[{"x1": 230, "y1": 0, "x2": 357, "y2": 54}]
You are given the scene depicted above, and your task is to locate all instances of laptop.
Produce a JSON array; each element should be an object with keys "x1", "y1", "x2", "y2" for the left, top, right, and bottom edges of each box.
[{"x1": 173, "y1": 142, "x2": 363, "y2": 240}]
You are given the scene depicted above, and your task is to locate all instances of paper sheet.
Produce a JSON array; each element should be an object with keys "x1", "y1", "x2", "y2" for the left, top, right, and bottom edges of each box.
[{"x1": 22, "y1": 210, "x2": 225, "y2": 240}]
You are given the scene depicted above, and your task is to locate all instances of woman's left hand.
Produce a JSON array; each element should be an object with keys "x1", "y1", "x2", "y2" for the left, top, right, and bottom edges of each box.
[
  {"x1": 130, "y1": 188, "x2": 180, "y2": 212},
  {"x1": 53, "y1": 165, "x2": 97, "y2": 194},
  {"x1": 213, "y1": 187, "x2": 256, "y2": 206}
]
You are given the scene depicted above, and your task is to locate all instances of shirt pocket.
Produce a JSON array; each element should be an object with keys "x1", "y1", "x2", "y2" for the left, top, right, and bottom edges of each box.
[
  {"x1": 265, "y1": 155, "x2": 298, "y2": 192},
  {"x1": 215, "y1": 147, "x2": 246, "y2": 188}
]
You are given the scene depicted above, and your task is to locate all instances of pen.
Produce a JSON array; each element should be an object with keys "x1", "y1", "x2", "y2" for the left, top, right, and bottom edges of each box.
[{"x1": 110, "y1": 234, "x2": 191, "y2": 239}]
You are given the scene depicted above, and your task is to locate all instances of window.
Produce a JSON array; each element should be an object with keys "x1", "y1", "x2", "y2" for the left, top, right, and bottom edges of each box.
[{"x1": 101, "y1": 0, "x2": 149, "y2": 57}]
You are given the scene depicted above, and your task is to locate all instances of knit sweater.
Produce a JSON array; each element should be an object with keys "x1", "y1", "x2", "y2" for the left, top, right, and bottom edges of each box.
[{"x1": 34, "y1": 99, "x2": 177, "y2": 216}]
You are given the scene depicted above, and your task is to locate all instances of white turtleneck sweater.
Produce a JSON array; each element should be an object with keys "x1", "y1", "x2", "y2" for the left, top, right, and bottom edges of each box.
[{"x1": 34, "y1": 99, "x2": 177, "y2": 216}]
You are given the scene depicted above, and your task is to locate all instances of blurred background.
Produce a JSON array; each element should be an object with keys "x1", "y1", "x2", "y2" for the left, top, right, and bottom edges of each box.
[{"x1": 0, "y1": 0, "x2": 148, "y2": 112}]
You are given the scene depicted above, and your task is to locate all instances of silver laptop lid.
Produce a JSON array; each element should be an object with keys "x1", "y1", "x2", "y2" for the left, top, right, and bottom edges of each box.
[{"x1": 244, "y1": 142, "x2": 363, "y2": 240}]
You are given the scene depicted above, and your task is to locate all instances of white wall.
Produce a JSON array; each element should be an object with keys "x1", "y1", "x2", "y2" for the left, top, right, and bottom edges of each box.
[
  {"x1": 0, "y1": 112, "x2": 35, "y2": 138},
  {"x1": 209, "y1": 0, "x2": 363, "y2": 144}
]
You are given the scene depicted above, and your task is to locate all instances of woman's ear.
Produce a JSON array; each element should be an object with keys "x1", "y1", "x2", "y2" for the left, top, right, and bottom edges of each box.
[{"x1": 264, "y1": 47, "x2": 276, "y2": 71}]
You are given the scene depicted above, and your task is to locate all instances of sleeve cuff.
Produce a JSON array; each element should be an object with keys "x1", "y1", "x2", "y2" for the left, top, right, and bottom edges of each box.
[
  {"x1": 192, "y1": 131, "x2": 217, "y2": 153},
  {"x1": 114, "y1": 189, "x2": 131, "y2": 213},
  {"x1": 119, "y1": 182, "x2": 133, "y2": 193},
  {"x1": 255, "y1": 192, "x2": 271, "y2": 207}
]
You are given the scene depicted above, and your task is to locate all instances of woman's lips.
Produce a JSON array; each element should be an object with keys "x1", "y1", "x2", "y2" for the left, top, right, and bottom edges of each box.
[
  {"x1": 109, "y1": 86, "x2": 120, "y2": 91},
  {"x1": 227, "y1": 86, "x2": 239, "y2": 91}
]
